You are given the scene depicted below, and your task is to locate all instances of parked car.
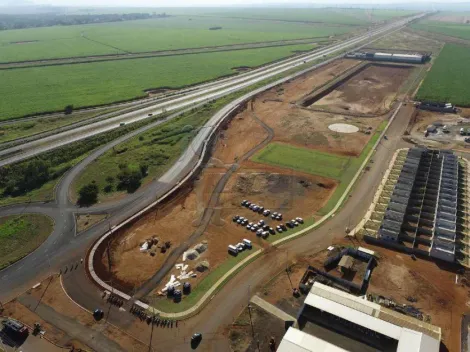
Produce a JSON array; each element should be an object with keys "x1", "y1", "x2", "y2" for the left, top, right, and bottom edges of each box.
[
  {"x1": 233, "y1": 215, "x2": 240, "y2": 222},
  {"x1": 465, "y1": 137, "x2": 470, "y2": 143},
  {"x1": 263, "y1": 210, "x2": 271, "y2": 216},
  {"x1": 287, "y1": 222, "x2": 294, "y2": 229},
  {"x1": 269, "y1": 227, "x2": 275, "y2": 234},
  {"x1": 241, "y1": 200, "x2": 247, "y2": 206},
  {"x1": 296, "y1": 217, "x2": 304, "y2": 224},
  {"x1": 276, "y1": 226, "x2": 283, "y2": 233},
  {"x1": 191, "y1": 333, "x2": 202, "y2": 347}
]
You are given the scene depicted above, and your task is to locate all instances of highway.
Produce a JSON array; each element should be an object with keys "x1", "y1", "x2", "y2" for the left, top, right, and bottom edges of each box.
[
  {"x1": 0, "y1": 14, "x2": 426, "y2": 350},
  {"x1": 0, "y1": 14, "x2": 423, "y2": 167}
]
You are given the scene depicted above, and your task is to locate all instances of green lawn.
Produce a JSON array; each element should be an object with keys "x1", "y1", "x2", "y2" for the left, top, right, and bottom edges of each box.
[
  {"x1": 0, "y1": 16, "x2": 350, "y2": 62},
  {"x1": 252, "y1": 142, "x2": 351, "y2": 180},
  {"x1": 411, "y1": 19, "x2": 470, "y2": 41},
  {"x1": 150, "y1": 248, "x2": 255, "y2": 313},
  {"x1": 0, "y1": 214, "x2": 54, "y2": 270},
  {"x1": 416, "y1": 43, "x2": 470, "y2": 106},
  {"x1": 252, "y1": 120, "x2": 388, "y2": 215},
  {"x1": 0, "y1": 44, "x2": 314, "y2": 121}
]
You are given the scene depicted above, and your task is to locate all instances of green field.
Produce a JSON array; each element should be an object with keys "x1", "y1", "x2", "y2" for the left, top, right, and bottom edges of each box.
[
  {"x1": 0, "y1": 44, "x2": 313, "y2": 121},
  {"x1": 0, "y1": 16, "x2": 349, "y2": 62},
  {"x1": 411, "y1": 20, "x2": 470, "y2": 41},
  {"x1": 0, "y1": 214, "x2": 54, "y2": 270},
  {"x1": 252, "y1": 142, "x2": 351, "y2": 180},
  {"x1": 252, "y1": 120, "x2": 388, "y2": 214},
  {"x1": 416, "y1": 43, "x2": 470, "y2": 106}
]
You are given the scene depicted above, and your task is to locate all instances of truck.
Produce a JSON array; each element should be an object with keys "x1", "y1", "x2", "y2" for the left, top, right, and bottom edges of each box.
[{"x1": 460, "y1": 127, "x2": 470, "y2": 136}]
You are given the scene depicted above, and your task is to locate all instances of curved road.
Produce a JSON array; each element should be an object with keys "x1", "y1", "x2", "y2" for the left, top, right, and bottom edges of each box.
[{"x1": 0, "y1": 15, "x2": 421, "y2": 167}]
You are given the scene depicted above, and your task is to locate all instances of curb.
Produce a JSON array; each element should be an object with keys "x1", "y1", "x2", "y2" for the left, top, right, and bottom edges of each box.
[{"x1": 83, "y1": 19, "x2": 416, "y2": 318}]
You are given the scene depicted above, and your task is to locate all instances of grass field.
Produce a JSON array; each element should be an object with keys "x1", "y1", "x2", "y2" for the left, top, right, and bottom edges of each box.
[
  {"x1": 416, "y1": 43, "x2": 470, "y2": 106},
  {"x1": 252, "y1": 120, "x2": 388, "y2": 215},
  {"x1": 0, "y1": 16, "x2": 350, "y2": 62},
  {"x1": 252, "y1": 142, "x2": 351, "y2": 180},
  {"x1": 0, "y1": 44, "x2": 313, "y2": 121},
  {"x1": 71, "y1": 100, "x2": 224, "y2": 203},
  {"x1": 0, "y1": 214, "x2": 54, "y2": 270},
  {"x1": 411, "y1": 20, "x2": 470, "y2": 41}
]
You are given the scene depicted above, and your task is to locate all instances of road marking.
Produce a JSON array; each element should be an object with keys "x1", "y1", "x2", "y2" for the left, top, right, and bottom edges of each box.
[{"x1": 1, "y1": 275, "x2": 8, "y2": 280}]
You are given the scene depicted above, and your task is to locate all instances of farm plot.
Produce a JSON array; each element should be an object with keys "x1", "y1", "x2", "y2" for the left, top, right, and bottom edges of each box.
[
  {"x1": 0, "y1": 43, "x2": 313, "y2": 121},
  {"x1": 0, "y1": 16, "x2": 349, "y2": 62},
  {"x1": 411, "y1": 19, "x2": 470, "y2": 41},
  {"x1": 416, "y1": 43, "x2": 470, "y2": 106},
  {"x1": 309, "y1": 64, "x2": 414, "y2": 115}
]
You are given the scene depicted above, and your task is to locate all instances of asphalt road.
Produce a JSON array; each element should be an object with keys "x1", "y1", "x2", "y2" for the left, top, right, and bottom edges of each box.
[
  {"x1": 0, "y1": 14, "x2": 425, "y2": 351},
  {"x1": 0, "y1": 13, "x2": 421, "y2": 302},
  {"x1": 0, "y1": 15, "x2": 421, "y2": 168}
]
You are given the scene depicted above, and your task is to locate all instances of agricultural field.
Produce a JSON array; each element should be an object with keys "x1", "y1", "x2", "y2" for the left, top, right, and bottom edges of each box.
[
  {"x1": 0, "y1": 16, "x2": 351, "y2": 62},
  {"x1": 0, "y1": 214, "x2": 54, "y2": 270},
  {"x1": 411, "y1": 19, "x2": 470, "y2": 41},
  {"x1": 416, "y1": 43, "x2": 470, "y2": 106},
  {"x1": 0, "y1": 44, "x2": 313, "y2": 121},
  {"x1": 365, "y1": 28, "x2": 443, "y2": 53}
]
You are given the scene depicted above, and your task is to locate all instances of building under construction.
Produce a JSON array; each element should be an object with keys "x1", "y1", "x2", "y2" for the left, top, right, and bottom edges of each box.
[{"x1": 370, "y1": 148, "x2": 459, "y2": 262}]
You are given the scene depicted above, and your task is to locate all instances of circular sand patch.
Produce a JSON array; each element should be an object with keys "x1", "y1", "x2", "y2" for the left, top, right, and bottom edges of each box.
[{"x1": 328, "y1": 123, "x2": 359, "y2": 133}]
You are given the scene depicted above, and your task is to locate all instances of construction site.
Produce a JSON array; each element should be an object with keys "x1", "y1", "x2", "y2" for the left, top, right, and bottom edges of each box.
[{"x1": 89, "y1": 56, "x2": 422, "y2": 311}]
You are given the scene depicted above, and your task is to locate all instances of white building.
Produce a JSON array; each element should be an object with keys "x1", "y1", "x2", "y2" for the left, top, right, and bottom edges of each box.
[{"x1": 277, "y1": 282, "x2": 441, "y2": 352}]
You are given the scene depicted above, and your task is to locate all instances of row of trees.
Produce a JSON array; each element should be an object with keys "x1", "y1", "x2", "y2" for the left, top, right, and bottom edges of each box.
[{"x1": 0, "y1": 13, "x2": 169, "y2": 31}]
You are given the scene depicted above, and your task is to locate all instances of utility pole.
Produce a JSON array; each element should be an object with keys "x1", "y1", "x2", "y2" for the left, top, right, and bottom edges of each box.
[
  {"x1": 247, "y1": 303, "x2": 260, "y2": 352},
  {"x1": 285, "y1": 250, "x2": 294, "y2": 290},
  {"x1": 148, "y1": 304, "x2": 157, "y2": 352}
]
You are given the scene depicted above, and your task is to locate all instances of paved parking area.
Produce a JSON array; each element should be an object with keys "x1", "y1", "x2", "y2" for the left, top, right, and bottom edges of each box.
[{"x1": 0, "y1": 331, "x2": 64, "y2": 352}]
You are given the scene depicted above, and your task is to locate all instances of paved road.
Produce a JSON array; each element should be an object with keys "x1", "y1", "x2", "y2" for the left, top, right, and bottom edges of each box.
[
  {"x1": 0, "y1": 15, "x2": 421, "y2": 167},
  {"x1": 0, "y1": 15, "x2": 423, "y2": 304}
]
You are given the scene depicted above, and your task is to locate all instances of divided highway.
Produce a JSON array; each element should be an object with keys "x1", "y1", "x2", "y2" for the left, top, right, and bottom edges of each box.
[
  {"x1": 0, "y1": 14, "x2": 423, "y2": 167},
  {"x1": 0, "y1": 14, "x2": 423, "y2": 305}
]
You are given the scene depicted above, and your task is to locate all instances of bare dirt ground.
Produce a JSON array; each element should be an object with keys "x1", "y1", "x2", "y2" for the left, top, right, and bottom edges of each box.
[
  {"x1": 254, "y1": 236, "x2": 470, "y2": 352},
  {"x1": 228, "y1": 304, "x2": 286, "y2": 352},
  {"x1": 312, "y1": 64, "x2": 413, "y2": 115},
  {"x1": 408, "y1": 108, "x2": 470, "y2": 150},
  {"x1": 103, "y1": 58, "x2": 396, "y2": 301},
  {"x1": 22, "y1": 275, "x2": 148, "y2": 351}
]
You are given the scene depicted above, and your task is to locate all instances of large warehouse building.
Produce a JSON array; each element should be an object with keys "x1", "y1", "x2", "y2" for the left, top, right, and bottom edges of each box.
[
  {"x1": 345, "y1": 51, "x2": 427, "y2": 64},
  {"x1": 376, "y1": 148, "x2": 459, "y2": 262},
  {"x1": 277, "y1": 282, "x2": 441, "y2": 352}
]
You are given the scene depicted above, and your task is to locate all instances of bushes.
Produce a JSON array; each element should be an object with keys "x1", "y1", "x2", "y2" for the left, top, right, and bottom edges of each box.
[{"x1": 78, "y1": 182, "x2": 99, "y2": 206}]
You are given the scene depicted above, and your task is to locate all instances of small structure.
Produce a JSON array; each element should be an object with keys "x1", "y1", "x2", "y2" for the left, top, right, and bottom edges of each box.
[{"x1": 338, "y1": 255, "x2": 354, "y2": 273}]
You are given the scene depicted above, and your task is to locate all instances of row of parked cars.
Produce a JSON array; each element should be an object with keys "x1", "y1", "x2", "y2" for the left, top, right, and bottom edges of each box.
[
  {"x1": 240, "y1": 200, "x2": 284, "y2": 220},
  {"x1": 232, "y1": 214, "x2": 304, "y2": 236}
]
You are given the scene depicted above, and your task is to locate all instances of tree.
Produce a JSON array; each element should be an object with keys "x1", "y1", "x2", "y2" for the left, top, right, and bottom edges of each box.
[
  {"x1": 117, "y1": 166, "x2": 142, "y2": 193},
  {"x1": 78, "y1": 183, "x2": 99, "y2": 206},
  {"x1": 64, "y1": 105, "x2": 74, "y2": 115}
]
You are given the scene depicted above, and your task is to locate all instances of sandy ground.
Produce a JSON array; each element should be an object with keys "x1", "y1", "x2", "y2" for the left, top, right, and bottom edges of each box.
[{"x1": 313, "y1": 64, "x2": 413, "y2": 115}]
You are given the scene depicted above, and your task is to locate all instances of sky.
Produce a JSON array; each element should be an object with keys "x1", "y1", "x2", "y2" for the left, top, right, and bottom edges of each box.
[{"x1": 32, "y1": 0, "x2": 465, "y2": 7}]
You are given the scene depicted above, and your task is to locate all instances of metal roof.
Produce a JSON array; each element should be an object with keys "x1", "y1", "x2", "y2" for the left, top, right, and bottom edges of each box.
[
  {"x1": 304, "y1": 282, "x2": 441, "y2": 349},
  {"x1": 277, "y1": 327, "x2": 348, "y2": 352}
]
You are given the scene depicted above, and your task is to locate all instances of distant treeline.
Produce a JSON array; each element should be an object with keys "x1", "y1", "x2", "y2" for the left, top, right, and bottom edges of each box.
[{"x1": 0, "y1": 13, "x2": 170, "y2": 31}]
